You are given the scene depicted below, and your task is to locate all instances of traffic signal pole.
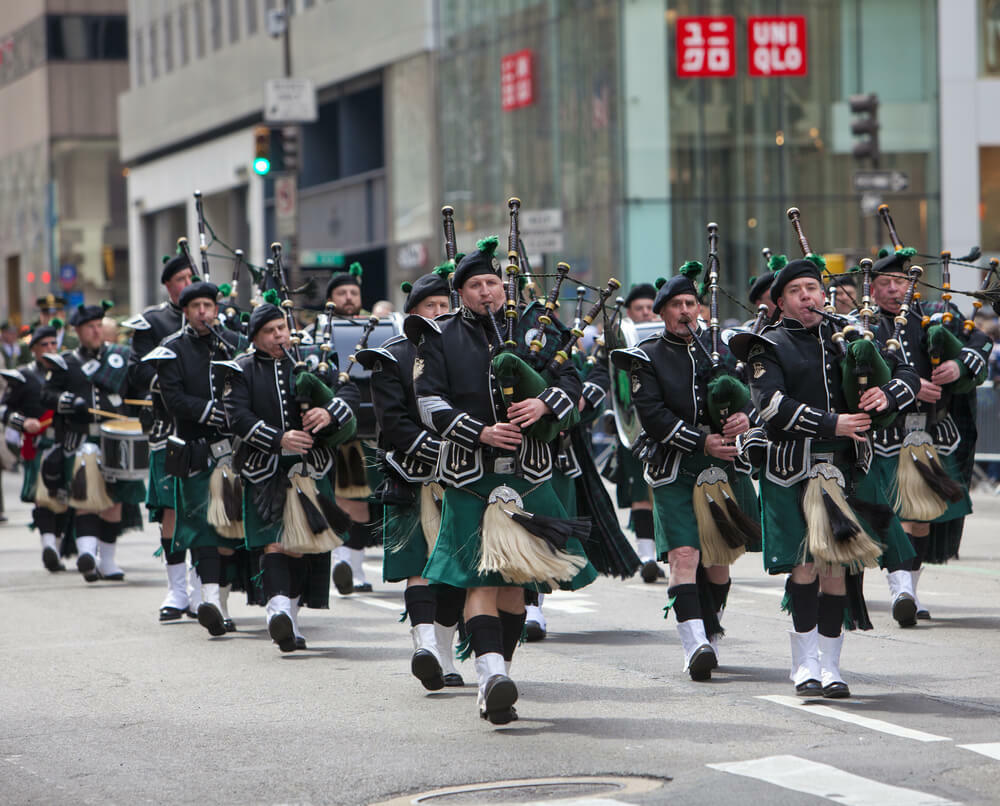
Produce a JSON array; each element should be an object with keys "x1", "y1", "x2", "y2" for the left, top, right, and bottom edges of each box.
[{"x1": 277, "y1": 0, "x2": 301, "y2": 291}]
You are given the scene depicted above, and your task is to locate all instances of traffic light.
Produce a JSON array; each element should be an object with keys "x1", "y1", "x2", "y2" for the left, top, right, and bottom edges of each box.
[
  {"x1": 849, "y1": 93, "x2": 880, "y2": 165},
  {"x1": 281, "y1": 125, "x2": 299, "y2": 174},
  {"x1": 253, "y1": 125, "x2": 271, "y2": 176}
]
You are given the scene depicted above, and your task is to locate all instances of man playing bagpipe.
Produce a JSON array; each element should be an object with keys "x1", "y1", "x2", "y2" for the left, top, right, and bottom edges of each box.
[
  {"x1": 742, "y1": 258, "x2": 920, "y2": 697},
  {"x1": 867, "y1": 248, "x2": 992, "y2": 624},
  {"x1": 356, "y1": 269, "x2": 466, "y2": 691},
  {"x1": 410, "y1": 236, "x2": 597, "y2": 725},
  {"x1": 0, "y1": 326, "x2": 68, "y2": 572},
  {"x1": 223, "y1": 303, "x2": 359, "y2": 652},
  {"x1": 42, "y1": 302, "x2": 147, "y2": 583},
  {"x1": 147, "y1": 282, "x2": 250, "y2": 637},
  {"x1": 612, "y1": 262, "x2": 760, "y2": 681},
  {"x1": 615, "y1": 282, "x2": 662, "y2": 583},
  {"x1": 124, "y1": 253, "x2": 194, "y2": 621}
]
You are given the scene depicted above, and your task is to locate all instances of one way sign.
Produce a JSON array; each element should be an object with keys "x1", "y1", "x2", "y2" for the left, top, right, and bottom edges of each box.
[{"x1": 853, "y1": 170, "x2": 909, "y2": 193}]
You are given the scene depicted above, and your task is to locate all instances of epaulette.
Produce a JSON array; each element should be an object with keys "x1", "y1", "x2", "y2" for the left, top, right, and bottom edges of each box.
[
  {"x1": 211, "y1": 360, "x2": 243, "y2": 373},
  {"x1": 355, "y1": 346, "x2": 396, "y2": 371},
  {"x1": 403, "y1": 313, "x2": 443, "y2": 343},
  {"x1": 0, "y1": 369, "x2": 25, "y2": 384},
  {"x1": 142, "y1": 346, "x2": 177, "y2": 362},
  {"x1": 609, "y1": 346, "x2": 650, "y2": 372},
  {"x1": 43, "y1": 352, "x2": 68, "y2": 371},
  {"x1": 121, "y1": 313, "x2": 151, "y2": 330}
]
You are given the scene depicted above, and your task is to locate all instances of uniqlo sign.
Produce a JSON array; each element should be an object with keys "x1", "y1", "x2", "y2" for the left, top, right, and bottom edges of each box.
[
  {"x1": 748, "y1": 16, "x2": 808, "y2": 77},
  {"x1": 501, "y1": 49, "x2": 535, "y2": 111},
  {"x1": 676, "y1": 16, "x2": 735, "y2": 78}
]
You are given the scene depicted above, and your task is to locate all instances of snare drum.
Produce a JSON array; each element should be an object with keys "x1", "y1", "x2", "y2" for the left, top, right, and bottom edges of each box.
[{"x1": 100, "y1": 418, "x2": 150, "y2": 482}]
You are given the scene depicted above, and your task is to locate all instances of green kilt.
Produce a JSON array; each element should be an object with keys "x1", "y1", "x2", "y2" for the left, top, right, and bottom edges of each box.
[
  {"x1": 853, "y1": 464, "x2": 916, "y2": 571},
  {"x1": 651, "y1": 453, "x2": 760, "y2": 559},
  {"x1": 615, "y1": 444, "x2": 650, "y2": 509},
  {"x1": 146, "y1": 448, "x2": 174, "y2": 522},
  {"x1": 21, "y1": 455, "x2": 40, "y2": 504},
  {"x1": 549, "y1": 469, "x2": 578, "y2": 517},
  {"x1": 422, "y1": 472, "x2": 598, "y2": 593},
  {"x1": 870, "y1": 452, "x2": 972, "y2": 525},
  {"x1": 242, "y1": 457, "x2": 337, "y2": 549},
  {"x1": 382, "y1": 496, "x2": 430, "y2": 583},
  {"x1": 171, "y1": 465, "x2": 244, "y2": 552}
]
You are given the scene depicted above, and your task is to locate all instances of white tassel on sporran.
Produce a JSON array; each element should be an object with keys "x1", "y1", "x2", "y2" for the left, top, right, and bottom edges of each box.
[
  {"x1": 894, "y1": 431, "x2": 959, "y2": 522},
  {"x1": 207, "y1": 456, "x2": 244, "y2": 539},
  {"x1": 281, "y1": 473, "x2": 343, "y2": 554},
  {"x1": 802, "y1": 463, "x2": 882, "y2": 573},
  {"x1": 477, "y1": 485, "x2": 587, "y2": 587},
  {"x1": 68, "y1": 442, "x2": 114, "y2": 512},
  {"x1": 421, "y1": 482, "x2": 444, "y2": 557},
  {"x1": 691, "y1": 466, "x2": 748, "y2": 567}
]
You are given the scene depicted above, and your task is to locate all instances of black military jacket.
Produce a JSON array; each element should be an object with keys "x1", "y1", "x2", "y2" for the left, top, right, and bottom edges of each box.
[
  {"x1": 1, "y1": 361, "x2": 50, "y2": 432},
  {"x1": 746, "y1": 317, "x2": 918, "y2": 485},
  {"x1": 223, "y1": 349, "x2": 359, "y2": 483},
  {"x1": 412, "y1": 307, "x2": 581, "y2": 486},
  {"x1": 153, "y1": 325, "x2": 245, "y2": 442},
  {"x1": 357, "y1": 334, "x2": 441, "y2": 482},
  {"x1": 126, "y1": 301, "x2": 184, "y2": 445}
]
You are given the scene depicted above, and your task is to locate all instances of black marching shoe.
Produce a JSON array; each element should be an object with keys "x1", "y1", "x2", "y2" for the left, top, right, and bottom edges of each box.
[
  {"x1": 443, "y1": 672, "x2": 464, "y2": 687},
  {"x1": 892, "y1": 593, "x2": 917, "y2": 628},
  {"x1": 77, "y1": 553, "x2": 100, "y2": 583},
  {"x1": 353, "y1": 582, "x2": 373, "y2": 593},
  {"x1": 268, "y1": 613, "x2": 297, "y2": 652},
  {"x1": 411, "y1": 648, "x2": 445, "y2": 691},
  {"x1": 480, "y1": 675, "x2": 518, "y2": 725},
  {"x1": 42, "y1": 547, "x2": 64, "y2": 572},
  {"x1": 295, "y1": 636, "x2": 307, "y2": 650},
  {"x1": 332, "y1": 561, "x2": 353, "y2": 595},
  {"x1": 916, "y1": 607, "x2": 931, "y2": 621},
  {"x1": 795, "y1": 679, "x2": 823, "y2": 697},
  {"x1": 822, "y1": 681, "x2": 851, "y2": 699},
  {"x1": 687, "y1": 645, "x2": 717, "y2": 682},
  {"x1": 159, "y1": 606, "x2": 185, "y2": 622},
  {"x1": 640, "y1": 560, "x2": 661, "y2": 583},
  {"x1": 197, "y1": 603, "x2": 227, "y2": 637},
  {"x1": 223, "y1": 619, "x2": 237, "y2": 633}
]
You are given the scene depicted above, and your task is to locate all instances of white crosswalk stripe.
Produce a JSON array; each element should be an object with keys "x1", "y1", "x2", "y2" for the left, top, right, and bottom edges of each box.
[
  {"x1": 708, "y1": 755, "x2": 961, "y2": 805},
  {"x1": 957, "y1": 743, "x2": 1000, "y2": 761},
  {"x1": 758, "y1": 695, "x2": 951, "y2": 742}
]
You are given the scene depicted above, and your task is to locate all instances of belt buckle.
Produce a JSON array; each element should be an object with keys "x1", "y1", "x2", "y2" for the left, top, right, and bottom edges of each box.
[
  {"x1": 905, "y1": 414, "x2": 927, "y2": 433},
  {"x1": 493, "y1": 457, "x2": 515, "y2": 475},
  {"x1": 812, "y1": 451, "x2": 834, "y2": 465},
  {"x1": 210, "y1": 438, "x2": 233, "y2": 459}
]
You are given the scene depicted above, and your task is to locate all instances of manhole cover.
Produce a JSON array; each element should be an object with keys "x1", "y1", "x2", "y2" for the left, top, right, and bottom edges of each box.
[{"x1": 372, "y1": 775, "x2": 667, "y2": 805}]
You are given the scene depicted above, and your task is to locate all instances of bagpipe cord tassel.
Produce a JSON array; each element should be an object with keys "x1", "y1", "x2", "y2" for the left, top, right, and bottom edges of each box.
[
  {"x1": 281, "y1": 474, "x2": 343, "y2": 554},
  {"x1": 895, "y1": 443, "x2": 952, "y2": 522},
  {"x1": 692, "y1": 476, "x2": 748, "y2": 567},
  {"x1": 803, "y1": 474, "x2": 882, "y2": 573}
]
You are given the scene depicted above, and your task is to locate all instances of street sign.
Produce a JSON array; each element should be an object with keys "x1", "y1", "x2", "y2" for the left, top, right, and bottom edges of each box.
[
  {"x1": 300, "y1": 250, "x2": 344, "y2": 268},
  {"x1": 860, "y1": 191, "x2": 882, "y2": 216},
  {"x1": 520, "y1": 208, "x2": 563, "y2": 231},
  {"x1": 274, "y1": 174, "x2": 297, "y2": 236},
  {"x1": 396, "y1": 242, "x2": 427, "y2": 271},
  {"x1": 264, "y1": 78, "x2": 317, "y2": 123},
  {"x1": 853, "y1": 170, "x2": 909, "y2": 193},
  {"x1": 520, "y1": 231, "x2": 564, "y2": 254},
  {"x1": 59, "y1": 264, "x2": 77, "y2": 291}
]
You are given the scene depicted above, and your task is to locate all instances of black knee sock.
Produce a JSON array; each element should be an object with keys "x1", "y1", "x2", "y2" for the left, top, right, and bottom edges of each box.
[
  {"x1": 633, "y1": 509, "x2": 654, "y2": 540},
  {"x1": 262, "y1": 552, "x2": 292, "y2": 599},
  {"x1": 100, "y1": 519, "x2": 118, "y2": 543},
  {"x1": 787, "y1": 577, "x2": 819, "y2": 633},
  {"x1": 818, "y1": 593, "x2": 847, "y2": 638},
  {"x1": 668, "y1": 583, "x2": 701, "y2": 622},
  {"x1": 499, "y1": 609, "x2": 526, "y2": 662},
  {"x1": 466, "y1": 614, "x2": 504, "y2": 658},
  {"x1": 434, "y1": 586, "x2": 465, "y2": 628},
  {"x1": 404, "y1": 585, "x2": 437, "y2": 626},
  {"x1": 707, "y1": 579, "x2": 731, "y2": 615},
  {"x1": 523, "y1": 589, "x2": 539, "y2": 607},
  {"x1": 884, "y1": 556, "x2": 914, "y2": 573},
  {"x1": 196, "y1": 547, "x2": 222, "y2": 584},
  {"x1": 909, "y1": 533, "x2": 928, "y2": 571},
  {"x1": 343, "y1": 522, "x2": 369, "y2": 550},
  {"x1": 75, "y1": 513, "x2": 102, "y2": 540},
  {"x1": 218, "y1": 551, "x2": 236, "y2": 587},
  {"x1": 161, "y1": 537, "x2": 185, "y2": 565},
  {"x1": 34, "y1": 507, "x2": 57, "y2": 535}
]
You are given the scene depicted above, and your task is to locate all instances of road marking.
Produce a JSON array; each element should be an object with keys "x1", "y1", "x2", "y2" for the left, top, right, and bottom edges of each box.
[
  {"x1": 708, "y1": 755, "x2": 960, "y2": 805},
  {"x1": 348, "y1": 597, "x2": 404, "y2": 612},
  {"x1": 758, "y1": 695, "x2": 951, "y2": 743},
  {"x1": 958, "y1": 743, "x2": 1000, "y2": 760},
  {"x1": 731, "y1": 583, "x2": 784, "y2": 598}
]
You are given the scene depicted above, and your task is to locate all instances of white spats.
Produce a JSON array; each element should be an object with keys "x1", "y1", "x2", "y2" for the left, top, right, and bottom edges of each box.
[
  {"x1": 887, "y1": 569, "x2": 917, "y2": 626},
  {"x1": 525, "y1": 600, "x2": 547, "y2": 641},
  {"x1": 708, "y1": 755, "x2": 959, "y2": 805},
  {"x1": 266, "y1": 594, "x2": 292, "y2": 623},
  {"x1": 97, "y1": 540, "x2": 124, "y2": 579},
  {"x1": 410, "y1": 623, "x2": 444, "y2": 691},
  {"x1": 188, "y1": 566, "x2": 202, "y2": 611},
  {"x1": 434, "y1": 622, "x2": 463, "y2": 682},
  {"x1": 347, "y1": 547, "x2": 367, "y2": 586},
  {"x1": 218, "y1": 585, "x2": 231, "y2": 620},
  {"x1": 474, "y1": 652, "x2": 507, "y2": 696},
  {"x1": 289, "y1": 600, "x2": 303, "y2": 640},
  {"x1": 818, "y1": 633, "x2": 846, "y2": 689},
  {"x1": 161, "y1": 562, "x2": 190, "y2": 611},
  {"x1": 76, "y1": 535, "x2": 98, "y2": 562},
  {"x1": 411, "y1": 623, "x2": 441, "y2": 662},
  {"x1": 637, "y1": 538, "x2": 657, "y2": 563},
  {"x1": 41, "y1": 532, "x2": 58, "y2": 551},
  {"x1": 788, "y1": 628, "x2": 820, "y2": 686},
  {"x1": 676, "y1": 619, "x2": 716, "y2": 679},
  {"x1": 265, "y1": 595, "x2": 296, "y2": 652}
]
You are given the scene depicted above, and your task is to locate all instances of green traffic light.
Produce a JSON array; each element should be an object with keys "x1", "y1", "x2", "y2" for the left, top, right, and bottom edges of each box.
[{"x1": 253, "y1": 156, "x2": 271, "y2": 176}]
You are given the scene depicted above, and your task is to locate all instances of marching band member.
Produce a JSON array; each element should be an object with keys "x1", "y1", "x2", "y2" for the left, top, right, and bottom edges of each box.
[
  {"x1": 42, "y1": 302, "x2": 146, "y2": 583},
  {"x1": 744, "y1": 259, "x2": 919, "y2": 697},
  {"x1": 149, "y1": 282, "x2": 248, "y2": 637},
  {"x1": 613, "y1": 264, "x2": 759, "y2": 681},
  {"x1": 411, "y1": 237, "x2": 596, "y2": 724},
  {"x1": 224, "y1": 303, "x2": 359, "y2": 652},
  {"x1": 125, "y1": 254, "x2": 194, "y2": 621},
  {"x1": 358, "y1": 269, "x2": 466, "y2": 690}
]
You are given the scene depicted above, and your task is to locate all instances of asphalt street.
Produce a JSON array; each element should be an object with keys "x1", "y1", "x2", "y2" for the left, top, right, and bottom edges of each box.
[{"x1": 1, "y1": 469, "x2": 999, "y2": 806}]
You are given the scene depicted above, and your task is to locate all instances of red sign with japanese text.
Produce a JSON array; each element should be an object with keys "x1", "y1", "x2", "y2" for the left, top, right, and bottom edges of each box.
[
  {"x1": 501, "y1": 49, "x2": 535, "y2": 111},
  {"x1": 748, "y1": 16, "x2": 808, "y2": 77},
  {"x1": 676, "y1": 16, "x2": 735, "y2": 78}
]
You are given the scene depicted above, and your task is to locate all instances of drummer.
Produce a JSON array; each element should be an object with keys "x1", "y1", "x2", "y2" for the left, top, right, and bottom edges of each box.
[{"x1": 42, "y1": 302, "x2": 146, "y2": 583}]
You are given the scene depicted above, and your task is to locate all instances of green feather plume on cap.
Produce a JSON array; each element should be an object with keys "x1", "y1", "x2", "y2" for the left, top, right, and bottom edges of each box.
[
  {"x1": 263, "y1": 289, "x2": 281, "y2": 305},
  {"x1": 805, "y1": 253, "x2": 827, "y2": 271},
  {"x1": 100, "y1": 299, "x2": 114, "y2": 312},
  {"x1": 877, "y1": 247, "x2": 890, "y2": 259},
  {"x1": 349, "y1": 262, "x2": 363, "y2": 278},
  {"x1": 218, "y1": 283, "x2": 232, "y2": 297},
  {"x1": 476, "y1": 236, "x2": 499, "y2": 255},
  {"x1": 654, "y1": 276, "x2": 667, "y2": 290},
  {"x1": 679, "y1": 260, "x2": 703, "y2": 279},
  {"x1": 400, "y1": 281, "x2": 413, "y2": 294},
  {"x1": 51, "y1": 317, "x2": 64, "y2": 329},
  {"x1": 432, "y1": 261, "x2": 454, "y2": 278},
  {"x1": 897, "y1": 246, "x2": 917, "y2": 258},
  {"x1": 768, "y1": 254, "x2": 788, "y2": 272},
  {"x1": 240, "y1": 312, "x2": 250, "y2": 322},
  {"x1": 162, "y1": 255, "x2": 171, "y2": 264}
]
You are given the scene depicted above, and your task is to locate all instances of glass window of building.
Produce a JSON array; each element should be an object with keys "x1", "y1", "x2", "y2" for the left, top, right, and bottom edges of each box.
[
  {"x1": 228, "y1": 0, "x2": 240, "y2": 43},
  {"x1": 47, "y1": 15, "x2": 128, "y2": 60},
  {"x1": 983, "y1": 0, "x2": 1000, "y2": 76},
  {"x1": 163, "y1": 14, "x2": 173, "y2": 73},
  {"x1": 211, "y1": 0, "x2": 223, "y2": 50},
  {"x1": 246, "y1": 0, "x2": 259, "y2": 35},
  {"x1": 194, "y1": 0, "x2": 206, "y2": 59},
  {"x1": 133, "y1": 28, "x2": 144, "y2": 86},
  {"x1": 148, "y1": 21, "x2": 159, "y2": 79}
]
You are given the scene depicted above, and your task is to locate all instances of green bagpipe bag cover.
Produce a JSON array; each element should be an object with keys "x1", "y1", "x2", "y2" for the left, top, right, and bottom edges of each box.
[
  {"x1": 706, "y1": 374, "x2": 750, "y2": 432},
  {"x1": 842, "y1": 339, "x2": 896, "y2": 427},
  {"x1": 293, "y1": 371, "x2": 358, "y2": 447},
  {"x1": 492, "y1": 351, "x2": 580, "y2": 443},
  {"x1": 927, "y1": 324, "x2": 978, "y2": 394}
]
